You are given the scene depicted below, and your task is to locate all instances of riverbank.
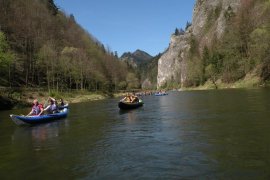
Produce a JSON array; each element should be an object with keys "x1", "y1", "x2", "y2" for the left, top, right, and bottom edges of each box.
[
  {"x1": 65, "y1": 92, "x2": 126, "y2": 104},
  {"x1": 0, "y1": 89, "x2": 127, "y2": 110},
  {"x1": 180, "y1": 75, "x2": 267, "y2": 91}
]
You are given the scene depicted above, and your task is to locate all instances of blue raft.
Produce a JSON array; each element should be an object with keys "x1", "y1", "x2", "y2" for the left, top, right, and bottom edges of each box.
[
  {"x1": 155, "y1": 93, "x2": 168, "y2": 96},
  {"x1": 10, "y1": 108, "x2": 69, "y2": 125}
]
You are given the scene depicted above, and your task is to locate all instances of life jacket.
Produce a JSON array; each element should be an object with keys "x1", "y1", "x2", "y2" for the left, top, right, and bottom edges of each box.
[{"x1": 32, "y1": 104, "x2": 43, "y2": 115}]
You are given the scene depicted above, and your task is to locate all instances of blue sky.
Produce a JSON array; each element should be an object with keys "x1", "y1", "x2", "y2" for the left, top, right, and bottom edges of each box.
[{"x1": 54, "y1": 0, "x2": 196, "y2": 56}]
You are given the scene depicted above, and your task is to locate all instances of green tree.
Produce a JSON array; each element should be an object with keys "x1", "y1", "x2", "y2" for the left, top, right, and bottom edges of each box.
[
  {"x1": 205, "y1": 64, "x2": 218, "y2": 89},
  {"x1": 126, "y1": 73, "x2": 140, "y2": 90},
  {"x1": 201, "y1": 46, "x2": 210, "y2": 83},
  {"x1": 186, "y1": 56, "x2": 204, "y2": 86},
  {"x1": 249, "y1": 26, "x2": 270, "y2": 80},
  {"x1": 189, "y1": 34, "x2": 198, "y2": 57},
  {"x1": 0, "y1": 31, "x2": 15, "y2": 86},
  {"x1": 118, "y1": 81, "x2": 127, "y2": 90},
  {"x1": 38, "y1": 42, "x2": 57, "y2": 91}
]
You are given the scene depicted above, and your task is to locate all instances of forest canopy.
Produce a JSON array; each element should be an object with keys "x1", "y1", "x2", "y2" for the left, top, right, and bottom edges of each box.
[{"x1": 0, "y1": 0, "x2": 135, "y2": 92}]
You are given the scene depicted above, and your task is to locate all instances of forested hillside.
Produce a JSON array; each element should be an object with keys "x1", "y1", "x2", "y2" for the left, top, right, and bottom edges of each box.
[
  {"x1": 158, "y1": 0, "x2": 270, "y2": 89},
  {"x1": 0, "y1": 0, "x2": 133, "y2": 92},
  {"x1": 139, "y1": 54, "x2": 161, "y2": 89},
  {"x1": 187, "y1": 0, "x2": 270, "y2": 88},
  {"x1": 121, "y1": 50, "x2": 153, "y2": 68}
]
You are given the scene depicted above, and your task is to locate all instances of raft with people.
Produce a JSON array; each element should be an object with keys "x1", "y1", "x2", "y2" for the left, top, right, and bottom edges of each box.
[
  {"x1": 10, "y1": 108, "x2": 68, "y2": 125},
  {"x1": 118, "y1": 94, "x2": 144, "y2": 110},
  {"x1": 155, "y1": 92, "x2": 168, "y2": 96},
  {"x1": 9, "y1": 97, "x2": 69, "y2": 125}
]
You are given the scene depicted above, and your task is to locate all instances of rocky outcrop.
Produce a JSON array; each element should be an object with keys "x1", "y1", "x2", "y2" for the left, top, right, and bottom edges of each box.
[
  {"x1": 157, "y1": 0, "x2": 241, "y2": 88},
  {"x1": 157, "y1": 34, "x2": 190, "y2": 87},
  {"x1": 192, "y1": 0, "x2": 240, "y2": 37},
  {"x1": 141, "y1": 78, "x2": 152, "y2": 89}
]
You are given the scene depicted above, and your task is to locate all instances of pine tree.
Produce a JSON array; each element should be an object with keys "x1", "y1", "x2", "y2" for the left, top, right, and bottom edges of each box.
[
  {"x1": 47, "y1": 0, "x2": 58, "y2": 15},
  {"x1": 114, "y1": 51, "x2": 118, "y2": 58},
  {"x1": 174, "y1": 28, "x2": 180, "y2": 35},
  {"x1": 185, "y1": 21, "x2": 192, "y2": 30},
  {"x1": 179, "y1": 28, "x2": 185, "y2": 35}
]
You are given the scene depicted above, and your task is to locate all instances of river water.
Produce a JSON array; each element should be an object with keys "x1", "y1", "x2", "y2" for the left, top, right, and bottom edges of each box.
[{"x1": 0, "y1": 89, "x2": 270, "y2": 179}]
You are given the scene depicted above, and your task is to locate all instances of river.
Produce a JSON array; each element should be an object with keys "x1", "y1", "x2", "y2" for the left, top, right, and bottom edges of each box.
[{"x1": 0, "y1": 89, "x2": 270, "y2": 179}]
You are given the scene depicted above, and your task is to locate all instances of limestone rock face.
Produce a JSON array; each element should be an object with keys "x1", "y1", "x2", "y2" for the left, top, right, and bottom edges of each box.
[
  {"x1": 192, "y1": 0, "x2": 241, "y2": 38},
  {"x1": 141, "y1": 78, "x2": 152, "y2": 89},
  {"x1": 157, "y1": 0, "x2": 241, "y2": 88},
  {"x1": 157, "y1": 34, "x2": 190, "y2": 88}
]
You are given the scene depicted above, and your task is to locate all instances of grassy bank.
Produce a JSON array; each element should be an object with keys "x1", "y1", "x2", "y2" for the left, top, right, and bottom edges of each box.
[
  {"x1": 0, "y1": 89, "x2": 127, "y2": 110},
  {"x1": 180, "y1": 75, "x2": 263, "y2": 91}
]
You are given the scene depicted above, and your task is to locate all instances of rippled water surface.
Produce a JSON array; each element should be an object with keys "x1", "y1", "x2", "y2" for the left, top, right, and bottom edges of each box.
[{"x1": 1, "y1": 89, "x2": 270, "y2": 179}]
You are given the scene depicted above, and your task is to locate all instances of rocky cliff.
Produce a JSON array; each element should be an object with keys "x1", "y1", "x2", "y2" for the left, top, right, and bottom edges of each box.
[{"x1": 157, "y1": 0, "x2": 241, "y2": 88}]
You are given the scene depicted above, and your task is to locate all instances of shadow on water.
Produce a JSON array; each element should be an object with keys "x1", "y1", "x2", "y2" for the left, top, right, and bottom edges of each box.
[{"x1": 118, "y1": 107, "x2": 143, "y2": 115}]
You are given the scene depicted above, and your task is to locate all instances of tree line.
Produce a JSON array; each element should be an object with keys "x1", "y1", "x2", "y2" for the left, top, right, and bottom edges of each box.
[{"x1": 0, "y1": 0, "x2": 137, "y2": 92}]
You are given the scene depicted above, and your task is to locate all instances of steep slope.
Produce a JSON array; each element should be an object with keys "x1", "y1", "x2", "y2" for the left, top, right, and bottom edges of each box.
[
  {"x1": 121, "y1": 49, "x2": 153, "y2": 68},
  {"x1": 157, "y1": 33, "x2": 191, "y2": 88},
  {"x1": 0, "y1": 0, "x2": 130, "y2": 92},
  {"x1": 157, "y1": 0, "x2": 246, "y2": 88},
  {"x1": 139, "y1": 53, "x2": 161, "y2": 89}
]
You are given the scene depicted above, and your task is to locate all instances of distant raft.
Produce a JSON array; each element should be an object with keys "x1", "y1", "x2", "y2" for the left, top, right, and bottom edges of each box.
[
  {"x1": 10, "y1": 108, "x2": 69, "y2": 125},
  {"x1": 118, "y1": 99, "x2": 144, "y2": 110},
  {"x1": 154, "y1": 92, "x2": 168, "y2": 96}
]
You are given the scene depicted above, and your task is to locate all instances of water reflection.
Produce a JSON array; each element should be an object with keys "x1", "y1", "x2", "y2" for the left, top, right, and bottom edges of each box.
[
  {"x1": 119, "y1": 109, "x2": 138, "y2": 123},
  {"x1": 12, "y1": 119, "x2": 69, "y2": 151}
]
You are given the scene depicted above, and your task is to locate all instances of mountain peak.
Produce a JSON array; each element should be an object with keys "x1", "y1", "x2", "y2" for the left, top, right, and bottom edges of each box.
[{"x1": 121, "y1": 49, "x2": 153, "y2": 68}]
